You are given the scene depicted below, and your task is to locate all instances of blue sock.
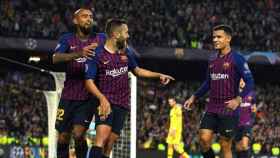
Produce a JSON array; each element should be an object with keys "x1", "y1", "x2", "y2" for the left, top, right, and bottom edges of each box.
[
  {"x1": 57, "y1": 143, "x2": 69, "y2": 158},
  {"x1": 88, "y1": 146, "x2": 103, "y2": 158}
]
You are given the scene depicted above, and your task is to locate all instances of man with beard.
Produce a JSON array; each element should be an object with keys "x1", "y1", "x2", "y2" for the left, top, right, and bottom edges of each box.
[
  {"x1": 166, "y1": 96, "x2": 189, "y2": 158},
  {"x1": 52, "y1": 8, "x2": 105, "y2": 158},
  {"x1": 85, "y1": 18, "x2": 175, "y2": 158}
]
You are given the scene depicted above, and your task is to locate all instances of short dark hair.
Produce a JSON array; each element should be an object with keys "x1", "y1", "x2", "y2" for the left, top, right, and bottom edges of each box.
[
  {"x1": 105, "y1": 18, "x2": 127, "y2": 37},
  {"x1": 168, "y1": 94, "x2": 176, "y2": 100},
  {"x1": 213, "y1": 24, "x2": 233, "y2": 36}
]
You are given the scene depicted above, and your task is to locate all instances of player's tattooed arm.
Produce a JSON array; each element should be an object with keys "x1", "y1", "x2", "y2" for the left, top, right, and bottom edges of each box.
[{"x1": 53, "y1": 43, "x2": 98, "y2": 63}]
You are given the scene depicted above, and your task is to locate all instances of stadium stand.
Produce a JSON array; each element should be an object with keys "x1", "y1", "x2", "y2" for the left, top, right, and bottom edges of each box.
[{"x1": 1, "y1": 0, "x2": 280, "y2": 51}]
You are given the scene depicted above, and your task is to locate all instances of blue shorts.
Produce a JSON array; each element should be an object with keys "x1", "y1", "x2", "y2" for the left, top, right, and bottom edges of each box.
[
  {"x1": 55, "y1": 99, "x2": 97, "y2": 133},
  {"x1": 95, "y1": 105, "x2": 128, "y2": 136},
  {"x1": 200, "y1": 112, "x2": 239, "y2": 138}
]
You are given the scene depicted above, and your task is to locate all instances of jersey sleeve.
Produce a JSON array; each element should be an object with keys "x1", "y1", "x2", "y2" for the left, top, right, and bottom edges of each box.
[
  {"x1": 85, "y1": 57, "x2": 98, "y2": 80},
  {"x1": 54, "y1": 34, "x2": 71, "y2": 53},
  {"x1": 85, "y1": 47, "x2": 102, "y2": 80},
  {"x1": 126, "y1": 47, "x2": 138, "y2": 71},
  {"x1": 234, "y1": 53, "x2": 255, "y2": 97},
  {"x1": 96, "y1": 33, "x2": 107, "y2": 45}
]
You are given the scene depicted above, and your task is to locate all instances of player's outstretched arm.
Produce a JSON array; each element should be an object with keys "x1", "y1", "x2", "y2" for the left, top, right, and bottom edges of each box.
[
  {"x1": 132, "y1": 67, "x2": 175, "y2": 85},
  {"x1": 85, "y1": 79, "x2": 111, "y2": 119},
  {"x1": 53, "y1": 43, "x2": 98, "y2": 64}
]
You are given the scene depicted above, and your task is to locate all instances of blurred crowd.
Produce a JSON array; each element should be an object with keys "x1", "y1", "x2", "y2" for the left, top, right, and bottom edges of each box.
[
  {"x1": 0, "y1": 70, "x2": 54, "y2": 142},
  {"x1": 252, "y1": 84, "x2": 280, "y2": 154},
  {"x1": 1, "y1": 0, "x2": 280, "y2": 51},
  {"x1": 137, "y1": 79, "x2": 280, "y2": 154}
]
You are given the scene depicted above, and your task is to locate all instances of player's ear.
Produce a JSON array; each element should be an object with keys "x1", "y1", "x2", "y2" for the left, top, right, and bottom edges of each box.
[
  {"x1": 116, "y1": 32, "x2": 121, "y2": 39},
  {"x1": 226, "y1": 34, "x2": 232, "y2": 43},
  {"x1": 112, "y1": 32, "x2": 120, "y2": 39},
  {"x1": 73, "y1": 17, "x2": 78, "y2": 25}
]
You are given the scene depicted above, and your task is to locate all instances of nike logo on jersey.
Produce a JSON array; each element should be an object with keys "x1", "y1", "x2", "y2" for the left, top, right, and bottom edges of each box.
[
  {"x1": 70, "y1": 46, "x2": 76, "y2": 50},
  {"x1": 103, "y1": 60, "x2": 110, "y2": 65},
  {"x1": 75, "y1": 57, "x2": 87, "y2": 63}
]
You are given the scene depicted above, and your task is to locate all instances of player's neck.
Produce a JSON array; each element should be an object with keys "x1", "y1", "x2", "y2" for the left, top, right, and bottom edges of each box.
[
  {"x1": 219, "y1": 46, "x2": 231, "y2": 57},
  {"x1": 104, "y1": 39, "x2": 118, "y2": 54},
  {"x1": 171, "y1": 104, "x2": 177, "y2": 108},
  {"x1": 76, "y1": 29, "x2": 90, "y2": 39}
]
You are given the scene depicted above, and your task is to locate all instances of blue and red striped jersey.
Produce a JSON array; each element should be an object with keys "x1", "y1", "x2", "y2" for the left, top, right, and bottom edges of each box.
[
  {"x1": 85, "y1": 46, "x2": 138, "y2": 109},
  {"x1": 194, "y1": 50, "x2": 254, "y2": 116},
  {"x1": 239, "y1": 90, "x2": 256, "y2": 127},
  {"x1": 54, "y1": 32, "x2": 106, "y2": 100}
]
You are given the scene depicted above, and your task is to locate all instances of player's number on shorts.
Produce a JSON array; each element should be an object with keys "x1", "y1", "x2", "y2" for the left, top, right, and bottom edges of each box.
[{"x1": 57, "y1": 108, "x2": 64, "y2": 120}]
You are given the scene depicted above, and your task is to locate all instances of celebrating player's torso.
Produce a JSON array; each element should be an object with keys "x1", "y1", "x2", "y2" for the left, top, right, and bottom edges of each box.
[
  {"x1": 55, "y1": 33, "x2": 105, "y2": 100},
  {"x1": 85, "y1": 46, "x2": 138, "y2": 108}
]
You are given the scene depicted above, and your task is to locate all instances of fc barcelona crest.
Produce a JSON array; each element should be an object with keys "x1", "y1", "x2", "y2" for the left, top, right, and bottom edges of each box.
[
  {"x1": 248, "y1": 96, "x2": 252, "y2": 101},
  {"x1": 120, "y1": 54, "x2": 128, "y2": 61},
  {"x1": 223, "y1": 62, "x2": 230, "y2": 69}
]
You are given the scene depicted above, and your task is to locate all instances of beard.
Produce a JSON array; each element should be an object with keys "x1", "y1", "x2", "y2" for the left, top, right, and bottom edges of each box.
[
  {"x1": 116, "y1": 39, "x2": 127, "y2": 50},
  {"x1": 78, "y1": 25, "x2": 92, "y2": 35}
]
